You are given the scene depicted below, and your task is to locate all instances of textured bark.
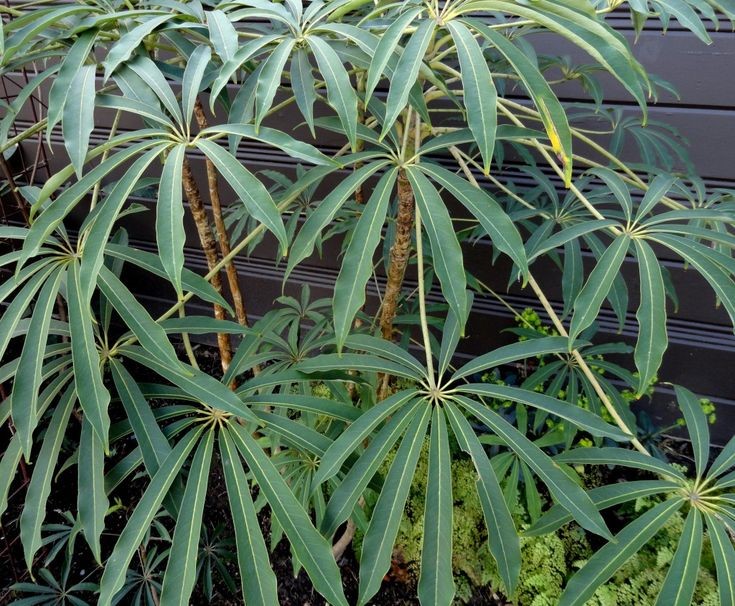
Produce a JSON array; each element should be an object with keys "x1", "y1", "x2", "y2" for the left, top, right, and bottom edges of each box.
[
  {"x1": 193, "y1": 101, "x2": 251, "y2": 330},
  {"x1": 379, "y1": 169, "x2": 415, "y2": 341},
  {"x1": 181, "y1": 156, "x2": 233, "y2": 371}
]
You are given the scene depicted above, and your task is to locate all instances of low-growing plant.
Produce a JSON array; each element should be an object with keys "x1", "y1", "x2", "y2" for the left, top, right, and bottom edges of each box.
[{"x1": 2, "y1": 1, "x2": 735, "y2": 605}]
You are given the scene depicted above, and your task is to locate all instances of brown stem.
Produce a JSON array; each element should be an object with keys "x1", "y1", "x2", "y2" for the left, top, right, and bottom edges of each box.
[
  {"x1": 181, "y1": 156, "x2": 233, "y2": 371},
  {"x1": 0, "y1": 154, "x2": 30, "y2": 224},
  {"x1": 377, "y1": 170, "x2": 415, "y2": 400},
  {"x1": 193, "y1": 101, "x2": 251, "y2": 330},
  {"x1": 379, "y1": 169, "x2": 415, "y2": 341}
]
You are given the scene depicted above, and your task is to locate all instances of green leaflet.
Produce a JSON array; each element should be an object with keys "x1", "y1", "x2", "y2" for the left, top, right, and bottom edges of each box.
[
  {"x1": 312, "y1": 390, "x2": 420, "y2": 488},
  {"x1": 321, "y1": 404, "x2": 420, "y2": 537},
  {"x1": 19, "y1": 384, "x2": 76, "y2": 569},
  {"x1": 451, "y1": 336, "x2": 569, "y2": 383},
  {"x1": 526, "y1": 479, "x2": 681, "y2": 537},
  {"x1": 11, "y1": 268, "x2": 64, "y2": 458},
  {"x1": 207, "y1": 10, "x2": 238, "y2": 62},
  {"x1": 290, "y1": 47, "x2": 318, "y2": 135},
  {"x1": 569, "y1": 235, "x2": 630, "y2": 344},
  {"x1": 457, "y1": 396, "x2": 612, "y2": 540},
  {"x1": 460, "y1": 384, "x2": 629, "y2": 440},
  {"x1": 333, "y1": 168, "x2": 397, "y2": 350},
  {"x1": 418, "y1": 407, "x2": 455, "y2": 606},
  {"x1": 103, "y1": 14, "x2": 173, "y2": 80},
  {"x1": 81, "y1": 145, "x2": 167, "y2": 301},
  {"x1": 343, "y1": 334, "x2": 427, "y2": 379},
  {"x1": 196, "y1": 139, "x2": 288, "y2": 256},
  {"x1": 381, "y1": 18, "x2": 436, "y2": 138},
  {"x1": 554, "y1": 447, "x2": 687, "y2": 481},
  {"x1": 156, "y1": 144, "x2": 187, "y2": 295},
  {"x1": 219, "y1": 429, "x2": 279, "y2": 606},
  {"x1": 254, "y1": 38, "x2": 296, "y2": 130},
  {"x1": 418, "y1": 163, "x2": 528, "y2": 276},
  {"x1": 128, "y1": 56, "x2": 184, "y2": 126},
  {"x1": 78, "y1": 416, "x2": 108, "y2": 564},
  {"x1": 159, "y1": 431, "x2": 214, "y2": 606},
  {"x1": 97, "y1": 265, "x2": 183, "y2": 370},
  {"x1": 633, "y1": 239, "x2": 667, "y2": 395},
  {"x1": 227, "y1": 424, "x2": 349, "y2": 606},
  {"x1": 46, "y1": 31, "x2": 96, "y2": 139},
  {"x1": 62, "y1": 64, "x2": 96, "y2": 178},
  {"x1": 296, "y1": 352, "x2": 422, "y2": 380},
  {"x1": 674, "y1": 385, "x2": 710, "y2": 478},
  {"x1": 68, "y1": 262, "x2": 111, "y2": 448},
  {"x1": 307, "y1": 35, "x2": 359, "y2": 150},
  {"x1": 406, "y1": 166, "x2": 468, "y2": 334},
  {"x1": 444, "y1": 401, "x2": 520, "y2": 595},
  {"x1": 705, "y1": 512, "x2": 735, "y2": 606},
  {"x1": 358, "y1": 404, "x2": 432, "y2": 605},
  {"x1": 654, "y1": 508, "x2": 703, "y2": 606},
  {"x1": 97, "y1": 427, "x2": 202, "y2": 606},
  {"x1": 181, "y1": 45, "x2": 211, "y2": 133},
  {"x1": 559, "y1": 498, "x2": 684, "y2": 606},
  {"x1": 446, "y1": 21, "x2": 497, "y2": 174}
]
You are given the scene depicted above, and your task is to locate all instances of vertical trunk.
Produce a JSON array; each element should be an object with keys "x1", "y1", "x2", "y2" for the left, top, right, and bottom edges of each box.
[
  {"x1": 181, "y1": 157, "x2": 233, "y2": 371},
  {"x1": 379, "y1": 169, "x2": 415, "y2": 340},
  {"x1": 193, "y1": 101, "x2": 251, "y2": 330}
]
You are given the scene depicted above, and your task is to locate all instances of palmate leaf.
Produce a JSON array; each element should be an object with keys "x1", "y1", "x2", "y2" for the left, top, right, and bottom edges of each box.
[
  {"x1": 156, "y1": 144, "x2": 187, "y2": 295},
  {"x1": 254, "y1": 38, "x2": 296, "y2": 130},
  {"x1": 705, "y1": 512, "x2": 735, "y2": 606},
  {"x1": 181, "y1": 45, "x2": 211, "y2": 133},
  {"x1": 674, "y1": 385, "x2": 710, "y2": 478},
  {"x1": 655, "y1": 508, "x2": 703, "y2": 606},
  {"x1": 63, "y1": 64, "x2": 96, "y2": 178},
  {"x1": 102, "y1": 14, "x2": 173, "y2": 80},
  {"x1": 207, "y1": 10, "x2": 238, "y2": 63},
  {"x1": 77, "y1": 416, "x2": 108, "y2": 564}
]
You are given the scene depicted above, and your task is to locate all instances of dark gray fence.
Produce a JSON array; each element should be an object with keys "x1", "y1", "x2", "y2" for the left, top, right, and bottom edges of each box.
[{"x1": 2, "y1": 10, "x2": 735, "y2": 442}]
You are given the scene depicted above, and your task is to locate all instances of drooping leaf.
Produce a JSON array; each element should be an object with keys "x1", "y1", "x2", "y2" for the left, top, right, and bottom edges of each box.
[{"x1": 78, "y1": 416, "x2": 108, "y2": 564}]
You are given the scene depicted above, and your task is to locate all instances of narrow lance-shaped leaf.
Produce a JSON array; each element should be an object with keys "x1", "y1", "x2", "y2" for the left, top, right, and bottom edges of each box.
[
  {"x1": 358, "y1": 405, "x2": 432, "y2": 605},
  {"x1": 419, "y1": 163, "x2": 528, "y2": 277},
  {"x1": 97, "y1": 428, "x2": 202, "y2": 606},
  {"x1": 181, "y1": 45, "x2": 211, "y2": 134},
  {"x1": 19, "y1": 384, "x2": 76, "y2": 570},
  {"x1": 78, "y1": 416, "x2": 108, "y2": 564},
  {"x1": 558, "y1": 498, "x2": 683, "y2": 606},
  {"x1": 444, "y1": 401, "x2": 520, "y2": 595},
  {"x1": 457, "y1": 396, "x2": 612, "y2": 539},
  {"x1": 674, "y1": 385, "x2": 710, "y2": 478},
  {"x1": 63, "y1": 64, "x2": 96, "y2": 178},
  {"x1": 381, "y1": 19, "x2": 436, "y2": 138},
  {"x1": 447, "y1": 21, "x2": 497, "y2": 174},
  {"x1": 159, "y1": 431, "x2": 214, "y2": 606},
  {"x1": 655, "y1": 507, "x2": 703, "y2": 606},
  {"x1": 47, "y1": 31, "x2": 96, "y2": 139},
  {"x1": 334, "y1": 168, "x2": 397, "y2": 350},
  {"x1": 705, "y1": 512, "x2": 735, "y2": 606},
  {"x1": 418, "y1": 407, "x2": 455, "y2": 606},
  {"x1": 103, "y1": 14, "x2": 172, "y2": 80},
  {"x1": 157, "y1": 144, "x2": 186, "y2": 295},
  {"x1": 406, "y1": 166, "x2": 468, "y2": 333},
  {"x1": 468, "y1": 19, "x2": 573, "y2": 185},
  {"x1": 11, "y1": 269, "x2": 64, "y2": 458},
  {"x1": 207, "y1": 10, "x2": 238, "y2": 62},
  {"x1": 254, "y1": 39, "x2": 296, "y2": 130},
  {"x1": 196, "y1": 139, "x2": 288, "y2": 255},
  {"x1": 307, "y1": 35, "x2": 359, "y2": 150},
  {"x1": 365, "y1": 7, "x2": 423, "y2": 102},
  {"x1": 290, "y1": 47, "x2": 317, "y2": 136},
  {"x1": 68, "y1": 262, "x2": 111, "y2": 447},
  {"x1": 220, "y1": 429, "x2": 278, "y2": 606},
  {"x1": 633, "y1": 239, "x2": 667, "y2": 395},
  {"x1": 569, "y1": 235, "x2": 630, "y2": 344},
  {"x1": 227, "y1": 424, "x2": 349, "y2": 606}
]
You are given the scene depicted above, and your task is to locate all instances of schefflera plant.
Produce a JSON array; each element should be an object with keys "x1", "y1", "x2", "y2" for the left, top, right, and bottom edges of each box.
[{"x1": 1, "y1": 1, "x2": 735, "y2": 605}]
